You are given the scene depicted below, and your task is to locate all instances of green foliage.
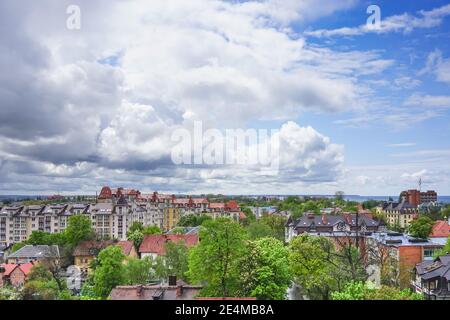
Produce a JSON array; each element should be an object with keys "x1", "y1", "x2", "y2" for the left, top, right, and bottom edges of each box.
[
  {"x1": 127, "y1": 221, "x2": 144, "y2": 235},
  {"x1": 143, "y1": 225, "x2": 162, "y2": 235},
  {"x1": 408, "y1": 215, "x2": 434, "y2": 239},
  {"x1": 187, "y1": 218, "x2": 247, "y2": 297},
  {"x1": 65, "y1": 215, "x2": 95, "y2": 246},
  {"x1": 331, "y1": 281, "x2": 423, "y2": 300},
  {"x1": 247, "y1": 222, "x2": 274, "y2": 240},
  {"x1": 259, "y1": 214, "x2": 287, "y2": 242},
  {"x1": 289, "y1": 234, "x2": 338, "y2": 300},
  {"x1": 0, "y1": 286, "x2": 21, "y2": 300},
  {"x1": 155, "y1": 241, "x2": 190, "y2": 281},
  {"x1": 434, "y1": 236, "x2": 450, "y2": 258},
  {"x1": 21, "y1": 264, "x2": 73, "y2": 300},
  {"x1": 123, "y1": 257, "x2": 154, "y2": 285},
  {"x1": 178, "y1": 214, "x2": 212, "y2": 227},
  {"x1": 240, "y1": 207, "x2": 256, "y2": 226},
  {"x1": 92, "y1": 246, "x2": 126, "y2": 298},
  {"x1": 239, "y1": 238, "x2": 292, "y2": 300},
  {"x1": 127, "y1": 230, "x2": 144, "y2": 251}
]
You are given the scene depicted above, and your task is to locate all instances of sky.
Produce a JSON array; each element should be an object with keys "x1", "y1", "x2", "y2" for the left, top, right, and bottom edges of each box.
[{"x1": 1, "y1": 0, "x2": 450, "y2": 196}]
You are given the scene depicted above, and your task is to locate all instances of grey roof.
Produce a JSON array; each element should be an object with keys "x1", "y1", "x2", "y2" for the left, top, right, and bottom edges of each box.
[
  {"x1": 370, "y1": 232, "x2": 443, "y2": 247},
  {"x1": 166, "y1": 227, "x2": 200, "y2": 235},
  {"x1": 416, "y1": 255, "x2": 450, "y2": 281},
  {"x1": 292, "y1": 214, "x2": 381, "y2": 229},
  {"x1": 7, "y1": 245, "x2": 60, "y2": 259}
]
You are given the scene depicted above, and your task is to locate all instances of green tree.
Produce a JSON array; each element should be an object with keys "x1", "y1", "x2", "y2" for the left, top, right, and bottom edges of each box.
[
  {"x1": 128, "y1": 230, "x2": 144, "y2": 252},
  {"x1": 187, "y1": 218, "x2": 247, "y2": 297},
  {"x1": 127, "y1": 221, "x2": 144, "y2": 235},
  {"x1": 143, "y1": 225, "x2": 162, "y2": 235},
  {"x1": 331, "y1": 281, "x2": 423, "y2": 300},
  {"x1": 92, "y1": 246, "x2": 126, "y2": 298},
  {"x1": 22, "y1": 264, "x2": 73, "y2": 300},
  {"x1": 260, "y1": 214, "x2": 287, "y2": 242},
  {"x1": 178, "y1": 214, "x2": 212, "y2": 227},
  {"x1": 434, "y1": 235, "x2": 450, "y2": 257},
  {"x1": 289, "y1": 234, "x2": 338, "y2": 300},
  {"x1": 247, "y1": 222, "x2": 274, "y2": 240},
  {"x1": 155, "y1": 240, "x2": 190, "y2": 281},
  {"x1": 123, "y1": 257, "x2": 154, "y2": 285},
  {"x1": 408, "y1": 215, "x2": 434, "y2": 239},
  {"x1": 65, "y1": 215, "x2": 94, "y2": 247},
  {"x1": 240, "y1": 238, "x2": 291, "y2": 300}
]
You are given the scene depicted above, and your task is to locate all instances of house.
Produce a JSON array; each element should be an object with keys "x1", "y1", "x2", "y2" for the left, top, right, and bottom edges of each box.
[
  {"x1": 116, "y1": 240, "x2": 138, "y2": 258},
  {"x1": 139, "y1": 234, "x2": 199, "y2": 260},
  {"x1": 73, "y1": 240, "x2": 138, "y2": 274},
  {"x1": 367, "y1": 232, "x2": 444, "y2": 287},
  {"x1": 429, "y1": 218, "x2": 450, "y2": 245},
  {"x1": 285, "y1": 212, "x2": 385, "y2": 242},
  {"x1": 110, "y1": 277, "x2": 202, "y2": 300},
  {"x1": 0, "y1": 262, "x2": 34, "y2": 287},
  {"x1": 379, "y1": 200, "x2": 419, "y2": 229},
  {"x1": 412, "y1": 254, "x2": 450, "y2": 300},
  {"x1": 6, "y1": 245, "x2": 60, "y2": 265},
  {"x1": 73, "y1": 240, "x2": 116, "y2": 274},
  {"x1": 166, "y1": 227, "x2": 201, "y2": 235}
]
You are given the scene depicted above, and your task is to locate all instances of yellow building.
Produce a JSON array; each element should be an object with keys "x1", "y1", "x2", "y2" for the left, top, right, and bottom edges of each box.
[{"x1": 163, "y1": 207, "x2": 180, "y2": 232}]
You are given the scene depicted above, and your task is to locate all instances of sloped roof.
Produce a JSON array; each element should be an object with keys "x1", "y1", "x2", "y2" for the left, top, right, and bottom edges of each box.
[
  {"x1": 116, "y1": 241, "x2": 134, "y2": 256},
  {"x1": 139, "y1": 235, "x2": 198, "y2": 255},
  {"x1": 7, "y1": 245, "x2": 60, "y2": 259},
  {"x1": 73, "y1": 240, "x2": 115, "y2": 257},
  {"x1": 110, "y1": 283, "x2": 202, "y2": 300},
  {"x1": 430, "y1": 220, "x2": 450, "y2": 238}
]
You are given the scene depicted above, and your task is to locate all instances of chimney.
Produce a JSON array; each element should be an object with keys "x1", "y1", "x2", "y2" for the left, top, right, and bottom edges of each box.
[
  {"x1": 168, "y1": 275, "x2": 177, "y2": 286},
  {"x1": 176, "y1": 284, "x2": 183, "y2": 298},
  {"x1": 321, "y1": 214, "x2": 328, "y2": 225},
  {"x1": 136, "y1": 285, "x2": 144, "y2": 297}
]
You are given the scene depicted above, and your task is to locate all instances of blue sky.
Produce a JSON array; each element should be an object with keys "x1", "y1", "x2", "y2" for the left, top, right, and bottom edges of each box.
[{"x1": 1, "y1": 0, "x2": 450, "y2": 196}]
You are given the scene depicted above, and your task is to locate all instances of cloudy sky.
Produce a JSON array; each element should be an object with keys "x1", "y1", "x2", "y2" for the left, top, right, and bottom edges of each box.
[{"x1": 1, "y1": 0, "x2": 450, "y2": 196}]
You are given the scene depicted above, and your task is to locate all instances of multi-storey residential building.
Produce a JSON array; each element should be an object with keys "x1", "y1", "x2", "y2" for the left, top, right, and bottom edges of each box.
[
  {"x1": 0, "y1": 187, "x2": 245, "y2": 246},
  {"x1": 377, "y1": 200, "x2": 419, "y2": 229}
]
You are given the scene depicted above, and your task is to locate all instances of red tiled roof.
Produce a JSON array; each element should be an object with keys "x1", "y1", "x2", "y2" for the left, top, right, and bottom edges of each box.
[
  {"x1": 209, "y1": 203, "x2": 225, "y2": 209},
  {"x1": 239, "y1": 212, "x2": 247, "y2": 220},
  {"x1": 139, "y1": 235, "x2": 199, "y2": 255},
  {"x1": 116, "y1": 241, "x2": 134, "y2": 256},
  {"x1": 225, "y1": 200, "x2": 239, "y2": 211},
  {"x1": 430, "y1": 220, "x2": 450, "y2": 238},
  {"x1": 1, "y1": 262, "x2": 34, "y2": 276},
  {"x1": 1, "y1": 264, "x2": 18, "y2": 276},
  {"x1": 98, "y1": 186, "x2": 113, "y2": 199},
  {"x1": 19, "y1": 262, "x2": 34, "y2": 275}
]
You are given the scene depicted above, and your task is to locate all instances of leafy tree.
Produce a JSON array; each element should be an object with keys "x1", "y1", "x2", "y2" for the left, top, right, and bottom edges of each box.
[
  {"x1": 65, "y1": 215, "x2": 94, "y2": 247},
  {"x1": 123, "y1": 257, "x2": 154, "y2": 285},
  {"x1": 187, "y1": 218, "x2": 247, "y2": 297},
  {"x1": 247, "y1": 222, "x2": 274, "y2": 240},
  {"x1": 143, "y1": 225, "x2": 162, "y2": 235},
  {"x1": 289, "y1": 234, "x2": 338, "y2": 300},
  {"x1": 408, "y1": 215, "x2": 434, "y2": 239},
  {"x1": 127, "y1": 221, "x2": 144, "y2": 235},
  {"x1": 240, "y1": 207, "x2": 256, "y2": 226},
  {"x1": 92, "y1": 246, "x2": 126, "y2": 298},
  {"x1": 22, "y1": 264, "x2": 73, "y2": 300},
  {"x1": 434, "y1": 235, "x2": 450, "y2": 258},
  {"x1": 259, "y1": 214, "x2": 287, "y2": 242},
  {"x1": 0, "y1": 286, "x2": 21, "y2": 300},
  {"x1": 128, "y1": 230, "x2": 144, "y2": 252},
  {"x1": 331, "y1": 281, "x2": 422, "y2": 300},
  {"x1": 178, "y1": 214, "x2": 212, "y2": 227},
  {"x1": 239, "y1": 238, "x2": 291, "y2": 300},
  {"x1": 155, "y1": 240, "x2": 190, "y2": 281}
]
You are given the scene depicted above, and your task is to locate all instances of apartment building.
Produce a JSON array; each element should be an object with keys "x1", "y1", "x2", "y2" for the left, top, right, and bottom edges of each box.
[{"x1": 0, "y1": 187, "x2": 245, "y2": 246}]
